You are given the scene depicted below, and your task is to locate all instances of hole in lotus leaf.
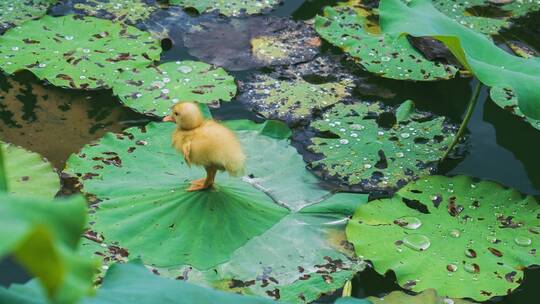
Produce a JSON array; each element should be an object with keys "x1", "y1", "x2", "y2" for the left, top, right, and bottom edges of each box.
[
  {"x1": 160, "y1": 38, "x2": 173, "y2": 51},
  {"x1": 376, "y1": 112, "x2": 397, "y2": 129},
  {"x1": 347, "y1": 175, "x2": 540, "y2": 301}
]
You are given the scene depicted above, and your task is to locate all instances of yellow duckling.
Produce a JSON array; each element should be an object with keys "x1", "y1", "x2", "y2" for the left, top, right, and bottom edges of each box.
[{"x1": 163, "y1": 102, "x2": 245, "y2": 191}]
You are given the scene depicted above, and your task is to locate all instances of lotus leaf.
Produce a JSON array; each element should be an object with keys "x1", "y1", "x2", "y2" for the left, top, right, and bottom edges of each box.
[
  {"x1": 347, "y1": 175, "x2": 540, "y2": 300},
  {"x1": 0, "y1": 261, "x2": 277, "y2": 304},
  {"x1": 113, "y1": 61, "x2": 236, "y2": 117},
  {"x1": 0, "y1": 193, "x2": 96, "y2": 303},
  {"x1": 169, "y1": 0, "x2": 281, "y2": 17},
  {"x1": 150, "y1": 193, "x2": 367, "y2": 303},
  {"x1": 0, "y1": 142, "x2": 59, "y2": 199},
  {"x1": 379, "y1": 0, "x2": 540, "y2": 120},
  {"x1": 314, "y1": 3, "x2": 458, "y2": 81},
  {"x1": 239, "y1": 58, "x2": 355, "y2": 124},
  {"x1": 433, "y1": 0, "x2": 540, "y2": 35},
  {"x1": 0, "y1": 15, "x2": 161, "y2": 89},
  {"x1": 304, "y1": 100, "x2": 457, "y2": 192},
  {"x1": 73, "y1": 0, "x2": 158, "y2": 25},
  {"x1": 368, "y1": 289, "x2": 475, "y2": 304},
  {"x1": 0, "y1": 0, "x2": 56, "y2": 33},
  {"x1": 66, "y1": 119, "x2": 368, "y2": 302},
  {"x1": 490, "y1": 87, "x2": 540, "y2": 131},
  {"x1": 183, "y1": 17, "x2": 319, "y2": 71}
]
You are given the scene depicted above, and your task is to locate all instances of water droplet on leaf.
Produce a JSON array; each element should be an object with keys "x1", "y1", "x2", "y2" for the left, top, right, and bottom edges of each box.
[{"x1": 403, "y1": 234, "x2": 430, "y2": 251}]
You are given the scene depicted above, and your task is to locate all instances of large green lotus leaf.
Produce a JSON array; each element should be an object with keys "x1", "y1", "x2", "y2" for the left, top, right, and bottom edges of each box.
[
  {"x1": 304, "y1": 100, "x2": 457, "y2": 192},
  {"x1": 65, "y1": 120, "x2": 337, "y2": 269},
  {"x1": 0, "y1": 193, "x2": 97, "y2": 303},
  {"x1": 169, "y1": 0, "x2": 281, "y2": 17},
  {"x1": 113, "y1": 61, "x2": 237, "y2": 117},
  {"x1": 239, "y1": 58, "x2": 355, "y2": 124},
  {"x1": 73, "y1": 0, "x2": 158, "y2": 25},
  {"x1": 379, "y1": 0, "x2": 540, "y2": 120},
  {"x1": 368, "y1": 289, "x2": 475, "y2": 304},
  {"x1": 314, "y1": 3, "x2": 457, "y2": 81},
  {"x1": 0, "y1": 15, "x2": 161, "y2": 90},
  {"x1": 0, "y1": 0, "x2": 56, "y2": 33},
  {"x1": 347, "y1": 175, "x2": 540, "y2": 301},
  {"x1": 433, "y1": 0, "x2": 540, "y2": 35},
  {"x1": 150, "y1": 193, "x2": 368, "y2": 303},
  {"x1": 183, "y1": 17, "x2": 319, "y2": 71},
  {"x1": 0, "y1": 142, "x2": 59, "y2": 199},
  {"x1": 490, "y1": 87, "x2": 540, "y2": 131}
]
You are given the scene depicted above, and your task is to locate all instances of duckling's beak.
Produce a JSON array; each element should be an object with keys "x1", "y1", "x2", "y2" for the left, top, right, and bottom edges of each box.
[{"x1": 163, "y1": 115, "x2": 174, "y2": 122}]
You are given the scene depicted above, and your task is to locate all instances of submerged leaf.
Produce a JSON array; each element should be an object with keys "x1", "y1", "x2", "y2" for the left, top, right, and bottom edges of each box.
[
  {"x1": 379, "y1": 0, "x2": 540, "y2": 120},
  {"x1": 314, "y1": 1, "x2": 458, "y2": 81},
  {"x1": 0, "y1": 0, "x2": 56, "y2": 33},
  {"x1": 347, "y1": 175, "x2": 540, "y2": 301},
  {"x1": 239, "y1": 57, "x2": 355, "y2": 124},
  {"x1": 303, "y1": 101, "x2": 458, "y2": 192},
  {"x1": 183, "y1": 17, "x2": 319, "y2": 71},
  {"x1": 113, "y1": 61, "x2": 236, "y2": 117},
  {"x1": 0, "y1": 142, "x2": 59, "y2": 199},
  {"x1": 169, "y1": 0, "x2": 282, "y2": 17},
  {"x1": 0, "y1": 15, "x2": 161, "y2": 89}
]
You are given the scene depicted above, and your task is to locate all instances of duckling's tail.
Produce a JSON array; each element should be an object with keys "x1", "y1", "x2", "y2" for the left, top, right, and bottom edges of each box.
[{"x1": 224, "y1": 150, "x2": 246, "y2": 177}]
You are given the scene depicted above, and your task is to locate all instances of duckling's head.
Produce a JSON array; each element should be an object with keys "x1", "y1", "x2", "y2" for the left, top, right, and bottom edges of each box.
[{"x1": 163, "y1": 102, "x2": 204, "y2": 130}]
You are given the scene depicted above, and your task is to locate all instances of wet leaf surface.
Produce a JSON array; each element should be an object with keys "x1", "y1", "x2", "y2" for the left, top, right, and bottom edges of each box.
[
  {"x1": 0, "y1": 0, "x2": 56, "y2": 34},
  {"x1": 183, "y1": 17, "x2": 319, "y2": 71},
  {"x1": 0, "y1": 142, "x2": 59, "y2": 199},
  {"x1": 169, "y1": 0, "x2": 282, "y2": 17},
  {"x1": 239, "y1": 56, "x2": 355, "y2": 125},
  {"x1": 71, "y1": 0, "x2": 159, "y2": 25},
  {"x1": 433, "y1": 0, "x2": 540, "y2": 35},
  {"x1": 113, "y1": 61, "x2": 237, "y2": 117},
  {"x1": 299, "y1": 100, "x2": 458, "y2": 192},
  {"x1": 347, "y1": 175, "x2": 540, "y2": 301},
  {"x1": 0, "y1": 15, "x2": 161, "y2": 89},
  {"x1": 315, "y1": 1, "x2": 458, "y2": 81}
]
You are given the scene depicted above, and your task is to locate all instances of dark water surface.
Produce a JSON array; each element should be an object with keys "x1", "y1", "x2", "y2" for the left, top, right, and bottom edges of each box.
[{"x1": 0, "y1": 0, "x2": 538, "y2": 303}]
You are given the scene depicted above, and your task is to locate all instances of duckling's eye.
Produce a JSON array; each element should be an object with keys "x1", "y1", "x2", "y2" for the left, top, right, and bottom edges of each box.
[{"x1": 174, "y1": 111, "x2": 178, "y2": 116}]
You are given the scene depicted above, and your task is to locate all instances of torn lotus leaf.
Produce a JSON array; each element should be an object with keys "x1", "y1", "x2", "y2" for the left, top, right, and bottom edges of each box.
[{"x1": 0, "y1": 0, "x2": 56, "y2": 33}]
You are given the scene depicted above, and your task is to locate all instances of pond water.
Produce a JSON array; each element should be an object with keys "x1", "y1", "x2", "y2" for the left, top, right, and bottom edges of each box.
[{"x1": 0, "y1": 0, "x2": 538, "y2": 303}]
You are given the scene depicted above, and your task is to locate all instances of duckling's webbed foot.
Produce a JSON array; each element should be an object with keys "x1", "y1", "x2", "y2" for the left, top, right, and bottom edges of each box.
[{"x1": 185, "y1": 166, "x2": 217, "y2": 192}]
